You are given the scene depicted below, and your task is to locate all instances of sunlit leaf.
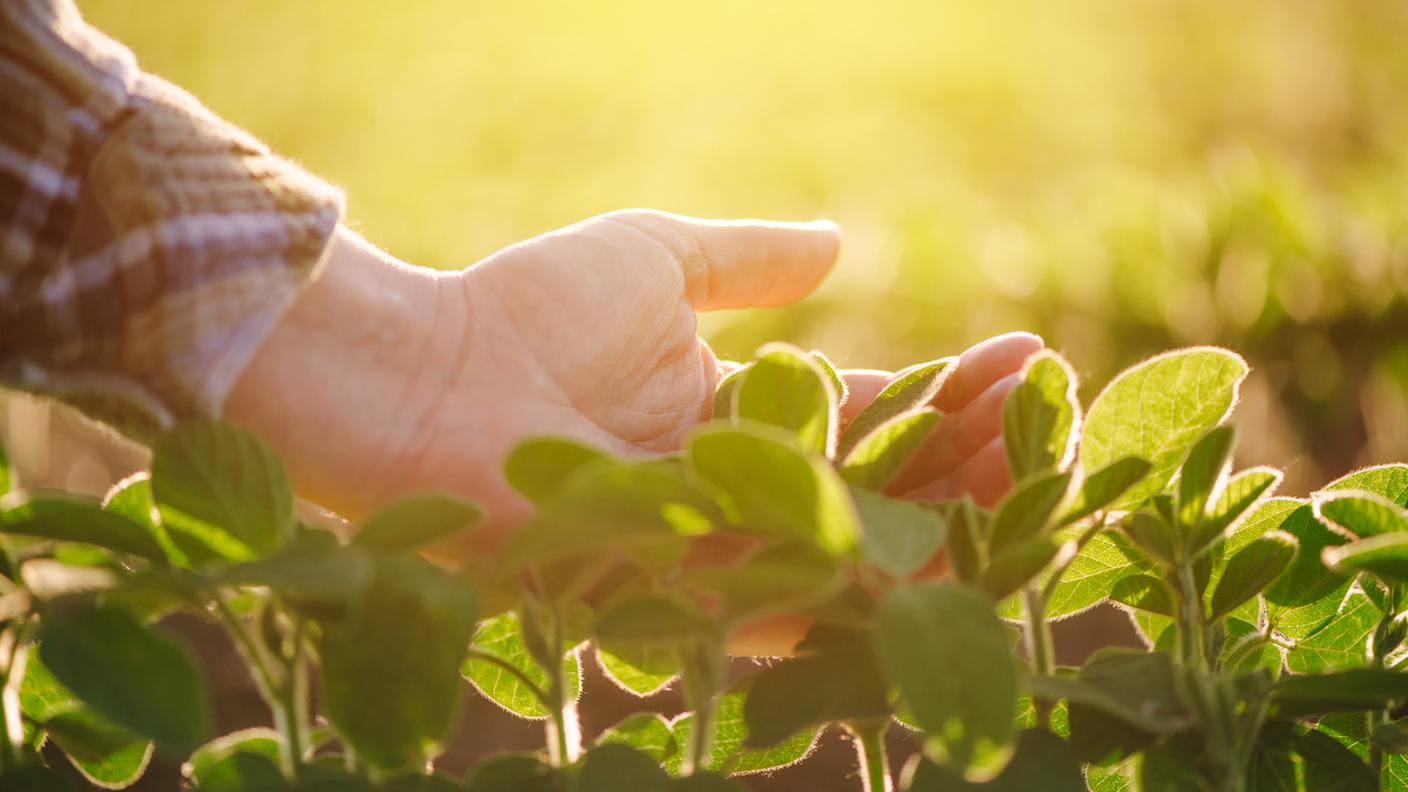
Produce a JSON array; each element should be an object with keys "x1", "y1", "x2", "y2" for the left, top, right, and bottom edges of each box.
[
  {"x1": 988, "y1": 469, "x2": 1072, "y2": 554},
  {"x1": 463, "y1": 611, "x2": 580, "y2": 719},
  {"x1": 666, "y1": 689, "x2": 820, "y2": 776},
  {"x1": 44, "y1": 710, "x2": 154, "y2": 789},
  {"x1": 0, "y1": 491, "x2": 165, "y2": 560},
  {"x1": 1189, "y1": 467, "x2": 1283, "y2": 559},
  {"x1": 838, "y1": 359, "x2": 953, "y2": 460},
  {"x1": 596, "y1": 643, "x2": 677, "y2": 698},
  {"x1": 1003, "y1": 351, "x2": 1080, "y2": 482},
  {"x1": 182, "y1": 728, "x2": 283, "y2": 788},
  {"x1": 354, "y1": 492, "x2": 483, "y2": 554},
  {"x1": 1176, "y1": 425, "x2": 1236, "y2": 531},
  {"x1": 1285, "y1": 589, "x2": 1379, "y2": 674},
  {"x1": 1209, "y1": 530, "x2": 1297, "y2": 620},
  {"x1": 1313, "y1": 490, "x2": 1408, "y2": 539},
  {"x1": 852, "y1": 487, "x2": 947, "y2": 579},
  {"x1": 1056, "y1": 457, "x2": 1152, "y2": 527},
  {"x1": 595, "y1": 713, "x2": 678, "y2": 763},
  {"x1": 840, "y1": 408, "x2": 940, "y2": 491},
  {"x1": 735, "y1": 343, "x2": 836, "y2": 455},
  {"x1": 1322, "y1": 533, "x2": 1408, "y2": 587},
  {"x1": 1108, "y1": 574, "x2": 1176, "y2": 617}
]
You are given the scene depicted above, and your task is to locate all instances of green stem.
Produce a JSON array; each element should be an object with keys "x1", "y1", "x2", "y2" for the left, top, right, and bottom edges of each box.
[
  {"x1": 0, "y1": 626, "x2": 22, "y2": 772},
  {"x1": 214, "y1": 599, "x2": 283, "y2": 702},
  {"x1": 1176, "y1": 564, "x2": 1207, "y2": 670},
  {"x1": 274, "y1": 616, "x2": 310, "y2": 780},
  {"x1": 848, "y1": 721, "x2": 892, "y2": 792},
  {"x1": 1022, "y1": 585, "x2": 1056, "y2": 728},
  {"x1": 543, "y1": 614, "x2": 575, "y2": 768},
  {"x1": 680, "y1": 643, "x2": 726, "y2": 776}
]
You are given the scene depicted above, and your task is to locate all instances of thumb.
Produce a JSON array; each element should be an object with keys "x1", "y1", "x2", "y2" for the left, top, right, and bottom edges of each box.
[{"x1": 605, "y1": 210, "x2": 841, "y2": 311}]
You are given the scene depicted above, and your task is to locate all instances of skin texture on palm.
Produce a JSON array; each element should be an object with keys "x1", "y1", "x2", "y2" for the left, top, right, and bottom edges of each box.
[{"x1": 226, "y1": 211, "x2": 1041, "y2": 652}]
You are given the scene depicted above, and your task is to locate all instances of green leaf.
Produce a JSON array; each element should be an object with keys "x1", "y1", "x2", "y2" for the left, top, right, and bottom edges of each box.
[
  {"x1": 838, "y1": 358, "x2": 953, "y2": 460},
  {"x1": 1209, "y1": 530, "x2": 1297, "y2": 620},
  {"x1": 810, "y1": 350, "x2": 848, "y2": 407},
  {"x1": 987, "y1": 470, "x2": 1072, "y2": 554},
  {"x1": 905, "y1": 729, "x2": 1085, "y2": 792},
  {"x1": 1286, "y1": 589, "x2": 1380, "y2": 674},
  {"x1": 1324, "y1": 464, "x2": 1408, "y2": 506},
  {"x1": 944, "y1": 498, "x2": 985, "y2": 584},
  {"x1": 320, "y1": 555, "x2": 478, "y2": 770},
  {"x1": 151, "y1": 420, "x2": 295, "y2": 562},
  {"x1": 1003, "y1": 351, "x2": 1080, "y2": 482},
  {"x1": 1220, "y1": 634, "x2": 1283, "y2": 677},
  {"x1": 39, "y1": 605, "x2": 210, "y2": 750},
  {"x1": 1123, "y1": 511, "x2": 1181, "y2": 565},
  {"x1": 354, "y1": 492, "x2": 482, "y2": 554},
  {"x1": 1056, "y1": 457, "x2": 1153, "y2": 526},
  {"x1": 1322, "y1": 533, "x2": 1408, "y2": 587},
  {"x1": 851, "y1": 487, "x2": 947, "y2": 579},
  {"x1": 1247, "y1": 499, "x2": 1350, "y2": 639},
  {"x1": 596, "y1": 595, "x2": 714, "y2": 648},
  {"x1": 1189, "y1": 467, "x2": 1283, "y2": 558},
  {"x1": 688, "y1": 426, "x2": 858, "y2": 555},
  {"x1": 102, "y1": 473, "x2": 187, "y2": 565},
  {"x1": 596, "y1": 643, "x2": 678, "y2": 697},
  {"x1": 840, "y1": 408, "x2": 940, "y2": 491},
  {"x1": 504, "y1": 438, "x2": 608, "y2": 505},
  {"x1": 44, "y1": 709, "x2": 153, "y2": 789},
  {"x1": 735, "y1": 343, "x2": 835, "y2": 455},
  {"x1": 741, "y1": 644, "x2": 890, "y2": 748},
  {"x1": 1108, "y1": 574, "x2": 1177, "y2": 616},
  {"x1": 596, "y1": 713, "x2": 678, "y2": 763},
  {"x1": 1314, "y1": 490, "x2": 1408, "y2": 539},
  {"x1": 578, "y1": 744, "x2": 672, "y2": 792},
  {"x1": 1041, "y1": 529, "x2": 1150, "y2": 621},
  {"x1": 1295, "y1": 726, "x2": 1378, "y2": 791},
  {"x1": 183, "y1": 728, "x2": 283, "y2": 788},
  {"x1": 1080, "y1": 348, "x2": 1248, "y2": 510},
  {"x1": 463, "y1": 754, "x2": 566, "y2": 792},
  {"x1": 685, "y1": 541, "x2": 842, "y2": 623},
  {"x1": 0, "y1": 491, "x2": 166, "y2": 560},
  {"x1": 712, "y1": 365, "x2": 750, "y2": 421},
  {"x1": 981, "y1": 538, "x2": 1066, "y2": 602},
  {"x1": 215, "y1": 531, "x2": 374, "y2": 609},
  {"x1": 876, "y1": 583, "x2": 1017, "y2": 775},
  {"x1": 665, "y1": 689, "x2": 820, "y2": 776},
  {"x1": 0, "y1": 435, "x2": 9, "y2": 494},
  {"x1": 462, "y1": 611, "x2": 580, "y2": 719},
  {"x1": 1176, "y1": 425, "x2": 1236, "y2": 531},
  {"x1": 1269, "y1": 669, "x2": 1408, "y2": 719},
  {"x1": 20, "y1": 651, "x2": 80, "y2": 723}
]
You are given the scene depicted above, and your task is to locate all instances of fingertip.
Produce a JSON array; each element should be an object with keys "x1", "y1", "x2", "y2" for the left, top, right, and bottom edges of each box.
[{"x1": 935, "y1": 331, "x2": 1046, "y2": 411}]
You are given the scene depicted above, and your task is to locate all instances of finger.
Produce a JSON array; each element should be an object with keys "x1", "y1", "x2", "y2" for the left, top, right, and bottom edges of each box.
[
  {"x1": 934, "y1": 332, "x2": 1044, "y2": 412},
  {"x1": 837, "y1": 368, "x2": 892, "y2": 429},
  {"x1": 886, "y1": 372, "x2": 1020, "y2": 494},
  {"x1": 605, "y1": 209, "x2": 841, "y2": 311},
  {"x1": 901, "y1": 435, "x2": 1012, "y2": 507}
]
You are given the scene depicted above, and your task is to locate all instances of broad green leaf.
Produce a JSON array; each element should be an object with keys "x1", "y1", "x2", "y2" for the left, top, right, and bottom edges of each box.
[
  {"x1": 0, "y1": 491, "x2": 165, "y2": 560},
  {"x1": 1314, "y1": 490, "x2": 1408, "y2": 539},
  {"x1": 735, "y1": 344, "x2": 835, "y2": 455},
  {"x1": 504, "y1": 437, "x2": 607, "y2": 505},
  {"x1": 840, "y1": 409, "x2": 940, "y2": 491},
  {"x1": 1324, "y1": 464, "x2": 1408, "y2": 506},
  {"x1": 1122, "y1": 511, "x2": 1180, "y2": 565},
  {"x1": 1322, "y1": 533, "x2": 1408, "y2": 587},
  {"x1": 1108, "y1": 574, "x2": 1176, "y2": 616},
  {"x1": 1056, "y1": 457, "x2": 1153, "y2": 526},
  {"x1": 596, "y1": 713, "x2": 678, "y2": 763},
  {"x1": 595, "y1": 595, "x2": 715, "y2": 648},
  {"x1": 1285, "y1": 589, "x2": 1379, "y2": 674},
  {"x1": 1269, "y1": 669, "x2": 1408, "y2": 719},
  {"x1": 987, "y1": 470, "x2": 1072, "y2": 553},
  {"x1": 151, "y1": 420, "x2": 294, "y2": 562},
  {"x1": 321, "y1": 555, "x2": 478, "y2": 770},
  {"x1": 504, "y1": 458, "x2": 710, "y2": 565},
  {"x1": 1294, "y1": 726, "x2": 1378, "y2": 791},
  {"x1": 354, "y1": 492, "x2": 482, "y2": 553},
  {"x1": 686, "y1": 542, "x2": 842, "y2": 623},
  {"x1": 1080, "y1": 348, "x2": 1248, "y2": 509},
  {"x1": 578, "y1": 744, "x2": 672, "y2": 792},
  {"x1": 712, "y1": 365, "x2": 750, "y2": 421},
  {"x1": 741, "y1": 644, "x2": 889, "y2": 748},
  {"x1": 182, "y1": 728, "x2": 283, "y2": 787},
  {"x1": 838, "y1": 358, "x2": 953, "y2": 460},
  {"x1": 688, "y1": 426, "x2": 858, "y2": 555},
  {"x1": 596, "y1": 643, "x2": 678, "y2": 697},
  {"x1": 1003, "y1": 351, "x2": 1080, "y2": 483},
  {"x1": 851, "y1": 487, "x2": 947, "y2": 579},
  {"x1": 463, "y1": 611, "x2": 580, "y2": 719},
  {"x1": 39, "y1": 606, "x2": 209, "y2": 749},
  {"x1": 1176, "y1": 425, "x2": 1236, "y2": 530},
  {"x1": 981, "y1": 538, "x2": 1065, "y2": 601},
  {"x1": 44, "y1": 710, "x2": 154, "y2": 789},
  {"x1": 102, "y1": 473, "x2": 187, "y2": 565},
  {"x1": 1209, "y1": 530, "x2": 1297, "y2": 620},
  {"x1": 665, "y1": 689, "x2": 820, "y2": 776},
  {"x1": 944, "y1": 498, "x2": 985, "y2": 584},
  {"x1": 905, "y1": 729, "x2": 1085, "y2": 792},
  {"x1": 1190, "y1": 467, "x2": 1283, "y2": 558},
  {"x1": 876, "y1": 583, "x2": 1017, "y2": 775},
  {"x1": 20, "y1": 651, "x2": 80, "y2": 722},
  {"x1": 809, "y1": 350, "x2": 847, "y2": 407},
  {"x1": 1263, "y1": 500, "x2": 1354, "y2": 639},
  {"x1": 1041, "y1": 529, "x2": 1150, "y2": 621},
  {"x1": 462, "y1": 754, "x2": 566, "y2": 792},
  {"x1": 1084, "y1": 758, "x2": 1138, "y2": 792},
  {"x1": 215, "y1": 531, "x2": 374, "y2": 609},
  {"x1": 1220, "y1": 634, "x2": 1283, "y2": 677}
]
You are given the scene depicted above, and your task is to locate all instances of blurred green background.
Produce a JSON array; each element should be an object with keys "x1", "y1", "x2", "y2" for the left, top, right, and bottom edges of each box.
[
  {"x1": 78, "y1": 0, "x2": 1408, "y2": 493},
  {"x1": 4, "y1": 2, "x2": 1403, "y2": 788}
]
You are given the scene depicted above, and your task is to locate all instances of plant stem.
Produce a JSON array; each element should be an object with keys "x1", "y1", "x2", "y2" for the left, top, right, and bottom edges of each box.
[
  {"x1": 1176, "y1": 564, "x2": 1207, "y2": 670},
  {"x1": 1022, "y1": 585, "x2": 1056, "y2": 728},
  {"x1": 679, "y1": 643, "x2": 726, "y2": 776},
  {"x1": 274, "y1": 615, "x2": 310, "y2": 780},
  {"x1": 847, "y1": 721, "x2": 893, "y2": 792},
  {"x1": 0, "y1": 626, "x2": 22, "y2": 772},
  {"x1": 542, "y1": 613, "x2": 576, "y2": 768}
]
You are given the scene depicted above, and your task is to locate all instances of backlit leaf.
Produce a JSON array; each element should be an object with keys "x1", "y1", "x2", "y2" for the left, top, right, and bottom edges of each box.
[
  {"x1": 840, "y1": 408, "x2": 940, "y2": 491},
  {"x1": 852, "y1": 487, "x2": 947, "y2": 579},
  {"x1": 596, "y1": 644, "x2": 677, "y2": 697},
  {"x1": 595, "y1": 713, "x2": 677, "y2": 763},
  {"x1": 735, "y1": 344, "x2": 835, "y2": 455},
  {"x1": 1285, "y1": 589, "x2": 1379, "y2": 674},
  {"x1": 1209, "y1": 530, "x2": 1297, "y2": 620},
  {"x1": 1108, "y1": 574, "x2": 1176, "y2": 616},
  {"x1": 988, "y1": 470, "x2": 1072, "y2": 553},
  {"x1": 1189, "y1": 467, "x2": 1283, "y2": 558},
  {"x1": 354, "y1": 492, "x2": 483, "y2": 554},
  {"x1": 838, "y1": 359, "x2": 953, "y2": 460},
  {"x1": 45, "y1": 710, "x2": 154, "y2": 789},
  {"x1": 463, "y1": 611, "x2": 580, "y2": 719},
  {"x1": 0, "y1": 491, "x2": 165, "y2": 560},
  {"x1": 665, "y1": 689, "x2": 821, "y2": 776},
  {"x1": 1176, "y1": 425, "x2": 1236, "y2": 530},
  {"x1": 1322, "y1": 533, "x2": 1408, "y2": 587},
  {"x1": 1002, "y1": 351, "x2": 1080, "y2": 482},
  {"x1": 1056, "y1": 457, "x2": 1153, "y2": 526},
  {"x1": 1313, "y1": 490, "x2": 1408, "y2": 539}
]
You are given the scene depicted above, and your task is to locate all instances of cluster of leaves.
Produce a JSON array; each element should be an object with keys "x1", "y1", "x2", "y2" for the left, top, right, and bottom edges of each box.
[{"x1": 3, "y1": 341, "x2": 1408, "y2": 791}]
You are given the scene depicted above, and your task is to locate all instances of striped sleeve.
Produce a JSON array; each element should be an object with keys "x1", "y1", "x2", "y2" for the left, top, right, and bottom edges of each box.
[{"x1": 0, "y1": 0, "x2": 343, "y2": 437}]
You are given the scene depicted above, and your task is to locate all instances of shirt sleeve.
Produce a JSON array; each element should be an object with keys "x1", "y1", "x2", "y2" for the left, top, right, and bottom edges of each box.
[{"x1": 0, "y1": 0, "x2": 343, "y2": 438}]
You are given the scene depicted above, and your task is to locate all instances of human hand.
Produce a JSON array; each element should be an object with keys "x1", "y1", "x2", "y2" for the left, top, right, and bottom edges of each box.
[{"x1": 226, "y1": 212, "x2": 840, "y2": 551}]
